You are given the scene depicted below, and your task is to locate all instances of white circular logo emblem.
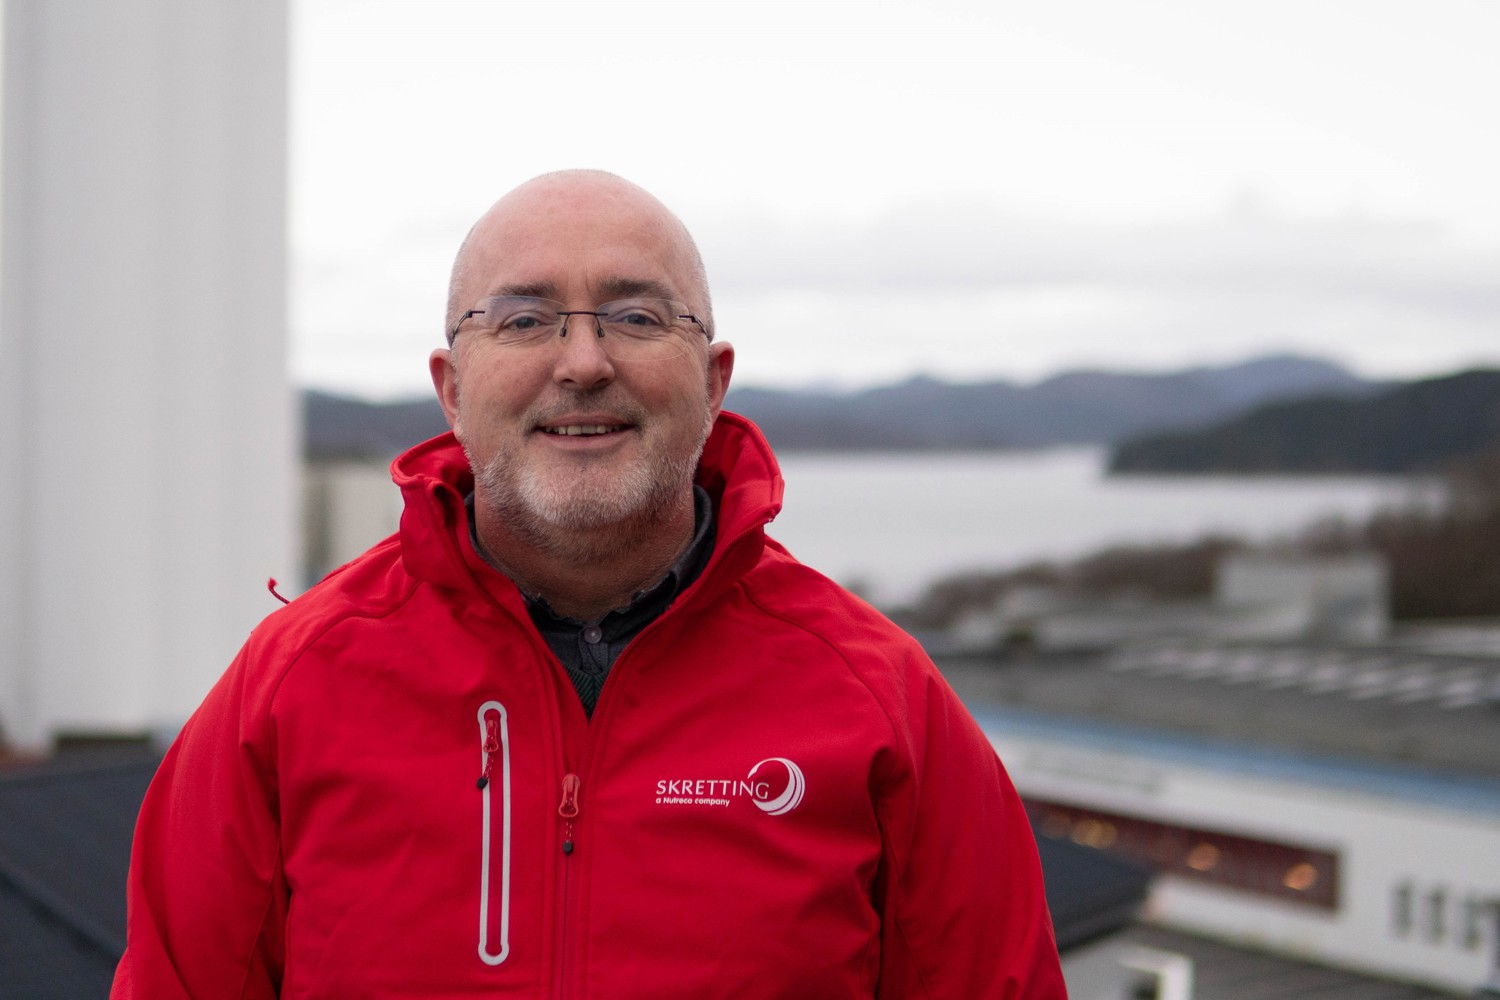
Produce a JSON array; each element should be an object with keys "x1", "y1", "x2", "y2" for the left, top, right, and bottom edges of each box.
[{"x1": 747, "y1": 758, "x2": 805, "y2": 815}]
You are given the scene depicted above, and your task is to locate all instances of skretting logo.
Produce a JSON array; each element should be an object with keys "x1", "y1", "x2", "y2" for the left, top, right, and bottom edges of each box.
[
  {"x1": 654, "y1": 758, "x2": 806, "y2": 815},
  {"x1": 747, "y1": 757, "x2": 806, "y2": 815}
]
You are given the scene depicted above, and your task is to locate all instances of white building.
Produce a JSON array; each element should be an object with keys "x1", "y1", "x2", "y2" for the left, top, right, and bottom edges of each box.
[
  {"x1": 960, "y1": 551, "x2": 1392, "y2": 654},
  {"x1": 0, "y1": 1, "x2": 296, "y2": 750},
  {"x1": 1217, "y1": 551, "x2": 1390, "y2": 643},
  {"x1": 988, "y1": 712, "x2": 1499, "y2": 994}
]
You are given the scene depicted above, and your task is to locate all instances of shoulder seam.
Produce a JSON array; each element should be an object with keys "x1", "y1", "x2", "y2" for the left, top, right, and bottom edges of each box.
[
  {"x1": 739, "y1": 570, "x2": 937, "y2": 997},
  {"x1": 259, "y1": 573, "x2": 428, "y2": 771},
  {"x1": 737, "y1": 573, "x2": 906, "y2": 758}
]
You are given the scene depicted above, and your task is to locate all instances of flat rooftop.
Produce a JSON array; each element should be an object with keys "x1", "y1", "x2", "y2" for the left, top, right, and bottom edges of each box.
[{"x1": 935, "y1": 629, "x2": 1500, "y2": 786}]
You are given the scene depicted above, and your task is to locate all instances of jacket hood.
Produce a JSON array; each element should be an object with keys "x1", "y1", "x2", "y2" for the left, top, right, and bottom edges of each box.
[{"x1": 389, "y1": 410, "x2": 785, "y2": 601}]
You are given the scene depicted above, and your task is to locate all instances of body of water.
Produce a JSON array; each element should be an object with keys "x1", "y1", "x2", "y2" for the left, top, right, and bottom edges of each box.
[{"x1": 770, "y1": 448, "x2": 1440, "y2": 606}]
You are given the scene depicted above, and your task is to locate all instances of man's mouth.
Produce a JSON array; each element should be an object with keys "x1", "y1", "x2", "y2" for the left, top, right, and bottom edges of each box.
[{"x1": 541, "y1": 422, "x2": 631, "y2": 437}]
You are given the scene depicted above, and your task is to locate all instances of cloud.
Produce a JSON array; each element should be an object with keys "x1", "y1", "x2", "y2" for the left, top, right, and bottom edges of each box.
[
  {"x1": 689, "y1": 200, "x2": 1500, "y2": 387},
  {"x1": 708, "y1": 205, "x2": 1497, "y2": 389},
  {"x1": 700, "y1": 199, "x2": 1500, "y2": 307}
]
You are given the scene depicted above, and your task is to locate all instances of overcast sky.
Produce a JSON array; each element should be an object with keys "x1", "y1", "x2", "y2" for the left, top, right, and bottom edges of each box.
[{"x1": 291, "y1": 0, "x2": 1500, "y2": 398}]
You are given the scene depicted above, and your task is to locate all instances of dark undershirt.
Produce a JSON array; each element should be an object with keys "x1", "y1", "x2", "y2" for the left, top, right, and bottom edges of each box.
[{"x1": 468, "y1": 487, "x2": 716, "y2": 717}]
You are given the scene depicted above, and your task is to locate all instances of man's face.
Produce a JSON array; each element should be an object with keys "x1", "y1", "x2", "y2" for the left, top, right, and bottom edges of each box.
[{"x1": 431, "y1": 177, "x2": 733, "y2": 540}]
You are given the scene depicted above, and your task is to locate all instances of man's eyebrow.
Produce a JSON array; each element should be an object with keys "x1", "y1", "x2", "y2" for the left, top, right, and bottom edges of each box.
[
  {"x1": 595, "y1": 277, "x2": 680, "y2": 302},
  {"x1": 493, "y1": 281, "x2": 562, "y2": 300},
  {"x1": 488, "y1": 278, "x2": 681, "y2": 303}
]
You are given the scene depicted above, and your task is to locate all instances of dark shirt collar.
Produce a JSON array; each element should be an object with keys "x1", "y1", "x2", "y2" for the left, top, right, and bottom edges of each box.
[
  {"x1": 467, "y1": 486, "x2": 716, "y2": 719},
  {"x1": 465, "y1": 485, "x2": 717, "y2": 629}
]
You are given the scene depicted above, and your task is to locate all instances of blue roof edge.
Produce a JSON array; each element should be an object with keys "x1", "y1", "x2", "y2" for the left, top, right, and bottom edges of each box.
[{"x1": 967, "y1": 701, "x2": 1500, "y2": 818}]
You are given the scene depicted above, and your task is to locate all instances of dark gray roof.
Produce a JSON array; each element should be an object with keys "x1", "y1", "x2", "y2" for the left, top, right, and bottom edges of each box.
[
  {"x1": 1122, "y1": 924, "x2": 1461, "y2": 1000},
  {"x1": 1036, "y1": 834, "x2": 1151, "y2": 951},
  {"x1": 0, "y1": 752, "x2": 157, "y2": 998},
  {"x1": 937, "y1": 635, "x2": 1500, "y2": 783}
]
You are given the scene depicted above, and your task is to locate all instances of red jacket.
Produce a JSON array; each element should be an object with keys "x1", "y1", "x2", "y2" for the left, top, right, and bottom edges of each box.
[{"x1": 113, "y1": 413, "x2": 1065, "y2": 999}]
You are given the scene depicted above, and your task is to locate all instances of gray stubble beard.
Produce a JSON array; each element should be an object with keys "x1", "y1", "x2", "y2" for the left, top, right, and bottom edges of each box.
[{"x1": 464, "y1": 377, "x2": 716, "y2": 566}]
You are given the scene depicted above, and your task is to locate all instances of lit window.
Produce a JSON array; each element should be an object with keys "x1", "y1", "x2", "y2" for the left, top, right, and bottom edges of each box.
[
  {"x1": 1072, "y1": 819, "x2": 1100, "y2": 847},
  {"x1": 1070, "y1": 818, "x2": 1119, "y2": 849},
  {"x1": 1022, "y1": 796, "x2": 1339, "y2": 910},
  {"x1": 1186, "y1": 843, "x2": 1220, "y2": 872},
  {"x1": 1284, "y1": 863, "x2": 1319, "y2": 892}
]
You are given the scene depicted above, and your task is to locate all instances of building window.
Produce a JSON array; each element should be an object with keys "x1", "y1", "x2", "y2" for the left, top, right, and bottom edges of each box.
[
  {"x1": 1025, "y1": 797, "x2": 1341, "y2": 911},
  {"x1": 1464, "y1": 896, "x2": 1486, "y2": 951},
  {"x1": 1427, "y1": 886, "x2": 1448, "y2": 944},
  {"x1": 1392, "y1": 881, "x2": 1413, "y2": 938},
  {"x1": 1482, "y1": 898, "x2": 1500, "y2": 980}
]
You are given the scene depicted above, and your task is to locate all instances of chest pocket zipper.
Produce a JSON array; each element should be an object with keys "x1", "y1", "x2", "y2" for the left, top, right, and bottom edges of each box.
[{"x1": 477, "y1": 701, "x2": 511, "y2": 966}]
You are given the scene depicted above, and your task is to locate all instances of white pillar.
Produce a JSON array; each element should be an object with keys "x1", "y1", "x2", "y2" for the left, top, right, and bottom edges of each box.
[{"x1": 1, "y1": 0, "x2": 295, "y2": 749}]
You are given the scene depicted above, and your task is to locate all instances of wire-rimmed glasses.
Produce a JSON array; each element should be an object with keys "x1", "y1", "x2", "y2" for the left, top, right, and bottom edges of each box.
[{"x1": 448, "y1": 296, "x2": 708, "y2": 362}]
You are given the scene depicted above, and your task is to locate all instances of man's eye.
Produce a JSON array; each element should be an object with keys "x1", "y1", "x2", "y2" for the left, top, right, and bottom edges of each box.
[
  {"x1": 499, "y1": 313, "x2": 551, "y2": 332},
  {"x1": 611, "y1": 309, "x2": 665, "y2": 328}
]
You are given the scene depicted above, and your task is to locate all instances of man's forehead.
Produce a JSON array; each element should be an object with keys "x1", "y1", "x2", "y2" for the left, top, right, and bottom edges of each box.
[
  {"x1": 465, "y1": 235, "x2": 687, "y2": 293},
  {"x1": 487, "y1": 173, "x2": 678, "y2": 237},
  {"x1": 491, "y1": 275, "x2": 683, "y2": 301},
  {"x1": 463, "y1": 186, "x2": 692, "y2": 292}
]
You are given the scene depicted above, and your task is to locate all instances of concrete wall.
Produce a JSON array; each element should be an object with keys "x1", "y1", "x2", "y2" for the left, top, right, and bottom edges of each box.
[
  {"x1": 1, "y1": 0, "x2": 295, "y2": 748},
  {"x1": 303, "y1": 460, "x2": 405, "y2": 584},
  {"x1": 1217, "y1": 552, "x2": 1390, "y2": 642}
]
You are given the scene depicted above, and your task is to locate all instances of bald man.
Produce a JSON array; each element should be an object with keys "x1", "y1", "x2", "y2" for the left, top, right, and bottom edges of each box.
[{"x1": 113, "y1": 172, "x2": 1065, "y2": 998}]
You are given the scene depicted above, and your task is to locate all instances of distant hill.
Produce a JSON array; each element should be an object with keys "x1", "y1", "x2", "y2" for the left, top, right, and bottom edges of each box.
[
  {"x1": 727, "y1": 355, "x2": 1373, "y2": 451},
  {"x1": 304, "y1": 391, "x2": 449, "y2": 460},
  {"x1": 303, "y1": 354, "x2": 1375, "y2": 458},
  {"x1": 1108, "y1": 369, "x2": 1500, "y2": 474}
]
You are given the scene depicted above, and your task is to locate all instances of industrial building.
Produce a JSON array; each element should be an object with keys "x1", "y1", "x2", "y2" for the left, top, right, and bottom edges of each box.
[{"x1": 944, "y1": 623, "x2": 1500, "y2": 995}]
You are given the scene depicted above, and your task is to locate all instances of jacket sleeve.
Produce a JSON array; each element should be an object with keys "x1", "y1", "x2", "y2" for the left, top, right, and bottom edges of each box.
[
  {"x1": 873, "y1": 661, "x2": 1067, "y2": 999},
  {"x1": 111, "y1": 644, "x2": 288, "y2": 999}
]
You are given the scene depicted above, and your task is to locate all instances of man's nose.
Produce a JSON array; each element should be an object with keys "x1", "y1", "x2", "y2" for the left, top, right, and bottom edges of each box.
[{"x1": 552, "y1": 313, "x2": 616, "y2": 390}]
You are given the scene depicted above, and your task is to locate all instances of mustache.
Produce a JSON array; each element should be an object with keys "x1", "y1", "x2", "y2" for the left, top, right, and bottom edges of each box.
[{"x1": 523, "y1": 389, "x2": 648, "y2": 429}]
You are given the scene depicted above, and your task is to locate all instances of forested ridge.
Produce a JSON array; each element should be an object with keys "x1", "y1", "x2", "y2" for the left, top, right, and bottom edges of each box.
[{"x1": 1109, "y1": 370, "x2": 1500, "y2": 474}]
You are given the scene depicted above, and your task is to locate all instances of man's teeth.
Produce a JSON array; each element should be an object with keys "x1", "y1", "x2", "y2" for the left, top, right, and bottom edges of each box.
[{"x1": 546, "y1": 424, "x2": 619, "y2": 436}]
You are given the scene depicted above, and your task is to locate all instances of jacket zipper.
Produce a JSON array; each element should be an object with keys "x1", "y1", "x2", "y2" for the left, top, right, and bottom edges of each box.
[
  {"x1": 477, "y1": 701, "x2": 511, "y2": 966},
  {"x1": 538, "y1": 517, "x2": 759, "y2": 989},
  {"x1": 556, "y1": 773, "x2": 581, "y2": 997},
  {"x1": 559, "y1": 773, "x2": 581, "y2": 852}
]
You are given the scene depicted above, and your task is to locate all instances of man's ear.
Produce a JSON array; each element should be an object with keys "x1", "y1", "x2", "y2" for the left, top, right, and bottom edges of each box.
[
  {"x1": 706, "y1": 341, "x2": 735, "y2": 418},
  {"x1": 430, "y1": 348, "x2": 461, "y2": 432}
]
